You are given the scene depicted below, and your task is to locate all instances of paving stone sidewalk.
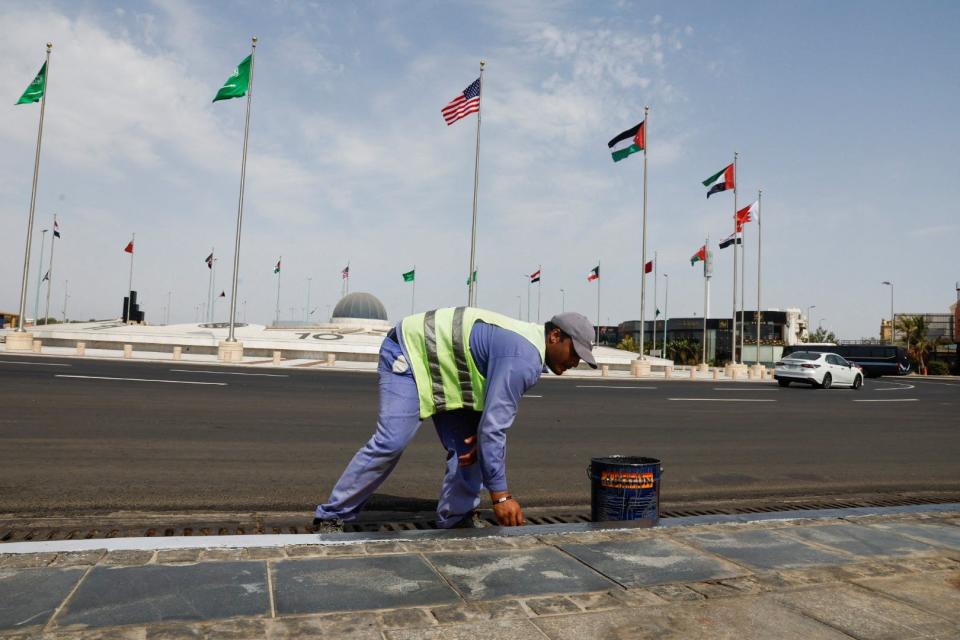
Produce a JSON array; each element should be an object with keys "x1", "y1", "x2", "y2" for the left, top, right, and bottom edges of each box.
[{"x1": 1, "y1": 510, "x2": 958, "y2": 639}]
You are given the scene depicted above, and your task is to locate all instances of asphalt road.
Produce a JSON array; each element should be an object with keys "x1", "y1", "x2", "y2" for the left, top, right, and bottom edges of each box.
[{"x1": 1, "y1": 354, "x2": 957, "y2": 517}]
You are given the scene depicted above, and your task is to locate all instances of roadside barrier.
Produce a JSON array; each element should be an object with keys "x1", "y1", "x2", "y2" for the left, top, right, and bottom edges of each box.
[
  {"x1": 123, "y1": 344, "x2": 133, "y2": 359},
  {"x1": 31, "y1": 340, "x2": 42, "y2": 353},
  {"x1": 173, "y1": 346, "x2": 182, "y2": 361},
  {"x1": 272, "y1": 350, "x2": 282, "y2": 364},
  {"x1": 75, "y1": 341, "x2": 85, "y2": 356}
]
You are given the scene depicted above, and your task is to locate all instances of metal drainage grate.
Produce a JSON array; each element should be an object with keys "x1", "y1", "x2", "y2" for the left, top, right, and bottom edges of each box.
[{"x1": 2, "y1": 494, "x2": 958, "y2": 542}]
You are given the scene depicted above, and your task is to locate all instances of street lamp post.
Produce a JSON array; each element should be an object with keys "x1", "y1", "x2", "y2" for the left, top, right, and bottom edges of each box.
[
  {"x1": 560, "y1": 289, "x2": 565, "y2": 313},
  {"x1": 662, "y1": 274, "x2": 669, "y2": 354},
  {"x1": 881, "y1": 281, "x2": 893, "y2": 343},
  {"x1": 806, "y1": 304, "x2": 816, "y2": 340},
  {"x1": 306, "y1": 277, "x2": 312, "y2": 323}
]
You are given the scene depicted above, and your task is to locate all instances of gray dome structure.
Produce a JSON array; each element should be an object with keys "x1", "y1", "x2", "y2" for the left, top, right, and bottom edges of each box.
[{"x1": 331, "y1": 292, "x2": 388, "y2": 323}]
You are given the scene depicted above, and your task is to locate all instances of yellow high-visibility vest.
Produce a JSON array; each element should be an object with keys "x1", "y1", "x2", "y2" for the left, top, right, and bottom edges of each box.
[{"x1": 401, "y1": 307, "x2": 545, "y2": 418}]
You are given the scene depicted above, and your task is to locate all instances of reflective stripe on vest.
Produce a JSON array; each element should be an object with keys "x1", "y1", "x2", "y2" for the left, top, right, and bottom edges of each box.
[{"x1": 401, "y1": 307, "x2": 546, "y2": 418}]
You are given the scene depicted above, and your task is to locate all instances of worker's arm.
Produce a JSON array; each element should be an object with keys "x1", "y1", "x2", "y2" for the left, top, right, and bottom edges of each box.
[{"x1": 476, "y1": 345, "x2": 542, "y2": 526}]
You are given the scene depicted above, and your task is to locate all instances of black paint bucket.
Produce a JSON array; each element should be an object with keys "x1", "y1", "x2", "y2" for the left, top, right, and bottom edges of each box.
[{"x1": 587, "y1": 456, "x2": 662, "y2": 524}]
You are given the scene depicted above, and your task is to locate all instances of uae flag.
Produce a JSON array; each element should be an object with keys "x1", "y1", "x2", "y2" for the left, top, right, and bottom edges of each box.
[
  {"x1": 719, "y1": 232, "x2": 742, "y2": 249},
  {"x1": 644, "y1": 260, "x2": 653, "y2": 274},
  {"x1": 703, "y1": 164, "x2": 735, "y2": 198},
  {"x1": 608, "y1": 121, "x2": 645, "y2": 162},
  {"x1": 736, "y1": 200, "x2": 757, "y2": 231},
  {"x1": 587, "y1": 265, "x2": 600, "y2": 282},
  {"x1": 690, "y1": 245, "x2": 707, "y2": 266},
  {"x1": 529, "y1": 269, "x2": 541, "y2": 283}
]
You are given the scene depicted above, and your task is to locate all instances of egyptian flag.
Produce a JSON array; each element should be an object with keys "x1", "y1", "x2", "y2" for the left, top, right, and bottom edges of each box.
[
  {"x1": 529, "y1": 269, "x2": 541, "y2": 283},
  {"x1": 736, "y1": 200, "x2": 757, "y2": 232},
  {"x1": 587, "y1": 265, "x2": 600, "y2": 282},
  {"x1": 53, "y1": 219, "x2": 61, "y2": 238},
  {"x1": 608, "y1": 121, "x2": 645, "y2": 163},
  {"x1": 690, "y1": 245, "x2": 707, "y2": 266},
  {"x1": 644, "y1": 260, "x2": 653, "y2": 274},
  {"x1": 703, "y1": 164, "x2": 735, "y2": 198},
  {"x1": 205, "y1": 253, "x2": 214, "y2": 269},
  {"x1": 719, "y1": 232, "x2": 742, "y2": 249},
  {"x1": 123, "y1": 239, "x2": 134, "y2": 253}
]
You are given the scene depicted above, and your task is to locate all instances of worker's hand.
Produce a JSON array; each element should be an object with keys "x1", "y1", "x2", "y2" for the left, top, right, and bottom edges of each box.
[
  {"x1": 491, "y1": 492, "x2": 525, "y2": 526},
  {"x1": 457, "y1": 435, "x2": 478, "y2": 467}
]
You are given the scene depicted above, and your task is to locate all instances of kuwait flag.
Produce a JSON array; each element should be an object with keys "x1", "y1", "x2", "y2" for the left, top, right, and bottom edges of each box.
[
  {"x1": 690, "y1": 245, "x2": 707, "y2": 266},
  {"x1": 607, "y1": 121, "x2": 645, "y2": 162},
  {"x1": 587, "y1": 265, "x2": 600, "y2": 282},
  {"x1": 703, "y1": 164, "x2": 735, "y2": 198}
]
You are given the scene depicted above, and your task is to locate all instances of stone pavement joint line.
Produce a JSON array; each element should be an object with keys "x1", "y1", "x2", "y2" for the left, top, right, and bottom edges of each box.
[{"x1": 0, "y1": 511, "x2": 957, "y2": 638}]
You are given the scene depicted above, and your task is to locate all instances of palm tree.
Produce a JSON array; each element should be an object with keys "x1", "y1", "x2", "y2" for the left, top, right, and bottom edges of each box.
[{"x1": 896, "y1": 315, "x2": 930, "y2": 374}]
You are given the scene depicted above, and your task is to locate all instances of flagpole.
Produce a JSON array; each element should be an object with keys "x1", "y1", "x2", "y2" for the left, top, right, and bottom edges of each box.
[
  {"x1": 467, "y1": 60, "x2": 485, "y2": 307},
  {"x1": 128, "y1": 232, "x2": 135, "y2": 298},
  {"x1": 652, "y1": 250, "x2": 658, "y2": 355},
  {"x1": 411, "y1": 265, "x2": 416, "y2": 315},
  {"x1": 275, "y1": 256, "x2": 281, "y2": 326},
  {"x1": 756, "y1": 189, "x2": 763, "y2": 365},
  {"x1": 62, "y1": 279, "x2": 68, "y2": 322},
  {"x1": 537, "y1": 264, "x2": 541, "y2": 323},
  {"x1": 740, "y1": 212, "x2": 746, "y2": 360},
  {"x1": 526, "y1": 277, "x2": 530, "y2": 322},
  {"x1": 703, "y1": 235, "x2": 710, "y2": 364},
  {"x1": 45, "y1": 215, "x2": 57, "y2": 323},
  {"x1": 638, "y1": 105, "x2": 650, "y2": 360},
  {"x1": 211, "y1": 257, "x2": 217, "y2": 323},
  {"x1": 206, "y1": 248, "x2": 214, "y2": 323},
  {"x1": 596, "y1": 258, "x2": 601, "y2": 345},
  {"x1": 226, "y1": 36, "x2": 256, "y2": 343},
  {"x1": 731, "y1": 151, "x2": 738, "y2": 364},
  {"x1": 33, "y1": 229, "x2": 47, "y2": 324},
  {"x1": 663, "y1": 273, "x2": 669, "y2": 351},
  {"x1": 16, "y1": 43, "x2": 52, "y2": 334}
]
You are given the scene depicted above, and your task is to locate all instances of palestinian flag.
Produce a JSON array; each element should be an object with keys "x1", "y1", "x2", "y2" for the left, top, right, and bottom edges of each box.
[
  {"x1": 736, "y1": 200, "x2": 757, "y2": 231},
  {"x1": 690, "y1": 245, "x2": 707, "y2": 266},
  {"x1": 719, "y1": 232, "x2": 742, "y2": 249},
  {"x1": 703, "y1": 164, "x2": 735, "y2": 198},
  {"x1": 529, "y1": 269, "x2": 541, "y2": 283},
  {"x1": 608, "y1": 121, "x2": 645, "y2": 162},
  {"x1": 587, "y1": 265, "x2": 600, "y2": 282}
]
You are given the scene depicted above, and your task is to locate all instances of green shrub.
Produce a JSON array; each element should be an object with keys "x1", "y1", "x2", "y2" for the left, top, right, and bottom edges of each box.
[{"x1": 926, "y1": 360, "x2": 950, "y2": 376}]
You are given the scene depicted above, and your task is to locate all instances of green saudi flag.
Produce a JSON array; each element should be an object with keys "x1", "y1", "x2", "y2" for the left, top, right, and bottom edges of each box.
[
  {"x1": 466, "y1": 270, "x2": 477, "y2": 285},
  {"x1": 16, "y1": 61, "x2": 47, "y2": 105},
  {"x1": 213, "y1": 55, "x2": 252, "y2": 102},
  {"x1": 402, "y1": 269, "x2": 415, "y2": 282}
]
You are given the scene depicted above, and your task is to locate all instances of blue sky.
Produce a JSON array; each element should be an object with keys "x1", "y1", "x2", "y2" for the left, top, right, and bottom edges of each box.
[{"x1": 2, "y1": 1, "x2": 958, "y2": 338}]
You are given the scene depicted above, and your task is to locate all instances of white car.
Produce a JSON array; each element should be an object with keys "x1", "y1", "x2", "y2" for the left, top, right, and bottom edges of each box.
[{"x1": 774, "y1": 351, "x2": 864, "y2": 389}]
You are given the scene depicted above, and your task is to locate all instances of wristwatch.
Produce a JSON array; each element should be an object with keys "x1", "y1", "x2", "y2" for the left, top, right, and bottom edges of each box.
[{"x1": 492, "y1": 494, "x2": 513, "y2": 505}]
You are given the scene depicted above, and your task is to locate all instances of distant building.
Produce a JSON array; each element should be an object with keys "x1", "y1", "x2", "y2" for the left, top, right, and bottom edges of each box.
[
  {"x1": 615, "y1": 308, "x2": 804, "y2": 365},
  {"x1": 0, "y1": 311, "x2": 20, "y2": 330},
  {"x1": 892, "y1": 313, "x2": 954, "y2": 343}
]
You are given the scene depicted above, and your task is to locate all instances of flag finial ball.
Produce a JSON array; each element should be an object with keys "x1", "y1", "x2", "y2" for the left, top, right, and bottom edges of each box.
[
  {"x1": 252, "y1": 36, "x2": 258, "y2": 44},
  {"x1": 480, "y1": 60, "x2": 486, "y2": 68},
  {"x1": 47, "y1": 42, "x2": 53, "y2": 49}
]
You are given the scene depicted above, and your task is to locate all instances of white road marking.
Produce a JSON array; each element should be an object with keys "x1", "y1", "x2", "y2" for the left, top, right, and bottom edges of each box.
[
  {"x1": 873, "y1": 382, "x2": 915, "y2": 390},
  {"x1": 853, "y1": 398, "x2": 918, "y2": 403},
  {"x1": 668, "y1": 398, "x2": 776, "y2": 402},
  {"x1": 169, "y1": 369, "x2": 288, "y2": 378},
  {"x1": 56, "y1": 375, "x2": 226, "y2": 386},
  {"x1": 576, "y1": 385, "x2": 657, "y2": 389},
  {"x1": 524, "y1": 395, "x2": 543, "y2": 398},
  {"x1": 0, "y1": 360, "x2": 70, "y2": 367},
  {"x1": 713, "y1": 387, "x2": 778, "y2": 391},
  {"x1": 908, "y1": 380, "x2": 960, "y2": 388}
]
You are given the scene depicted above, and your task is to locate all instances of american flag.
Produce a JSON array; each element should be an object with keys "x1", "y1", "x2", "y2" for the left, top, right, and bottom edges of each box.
[
  {"x1": 341, "y1": 265, "x2": 350, "y2": 279},
  {"x1": 441, "y1": 78, "x2": 481, "y2": 126}
]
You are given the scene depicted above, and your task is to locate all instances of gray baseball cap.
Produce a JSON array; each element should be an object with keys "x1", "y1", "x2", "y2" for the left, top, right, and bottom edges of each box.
[{"x1": 549, "y1": 312, "x2": 598, "y2": 368}]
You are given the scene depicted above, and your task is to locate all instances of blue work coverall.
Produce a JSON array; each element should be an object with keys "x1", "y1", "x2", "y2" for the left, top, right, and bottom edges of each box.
[{"x1": 315, "y1": 321, "x2": 543, "y2": 528}]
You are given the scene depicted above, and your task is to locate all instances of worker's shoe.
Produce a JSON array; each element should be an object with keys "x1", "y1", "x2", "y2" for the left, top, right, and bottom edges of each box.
[
  {"x1": 312, "y1": 517, "x2": 344, "y2": 534},
  {"x1": 451, "y1": 511, "x2": 491, "y2": 529}
]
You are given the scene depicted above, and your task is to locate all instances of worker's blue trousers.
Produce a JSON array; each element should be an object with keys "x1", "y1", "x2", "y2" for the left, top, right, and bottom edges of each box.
[{"x1": 314, "y1": 334, "x2": 483, "y2": 528}]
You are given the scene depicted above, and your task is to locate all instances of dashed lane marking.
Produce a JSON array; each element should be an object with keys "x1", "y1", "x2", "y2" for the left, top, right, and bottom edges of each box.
[
  {"x1": 0, "y1": 360, "x2": 71, "y2": 367},
  {"x1": 524, "y1": 395, "x2": 543, "y2": 398},
  {"x1": 55, "y1": 375, "x2": 226, "y2": 386},
  {"x1": 712, "y1": 387, "x2": 778, "y2": 391},
  {"x1": 169, "y1": 369, "x2": 288, "y2": 377},
  {"x1": 873, "y1": 382, "x2": 915, "y2": 390},
  {"x1": 576, "y1": 385, "x2": 657, "y2": 389},
  {"x1": 668, "y1": 398, "x2": 776, "y2": 402},
  {"x1": 853, "y1": 398, "x2": 918, "y2": 402}
]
